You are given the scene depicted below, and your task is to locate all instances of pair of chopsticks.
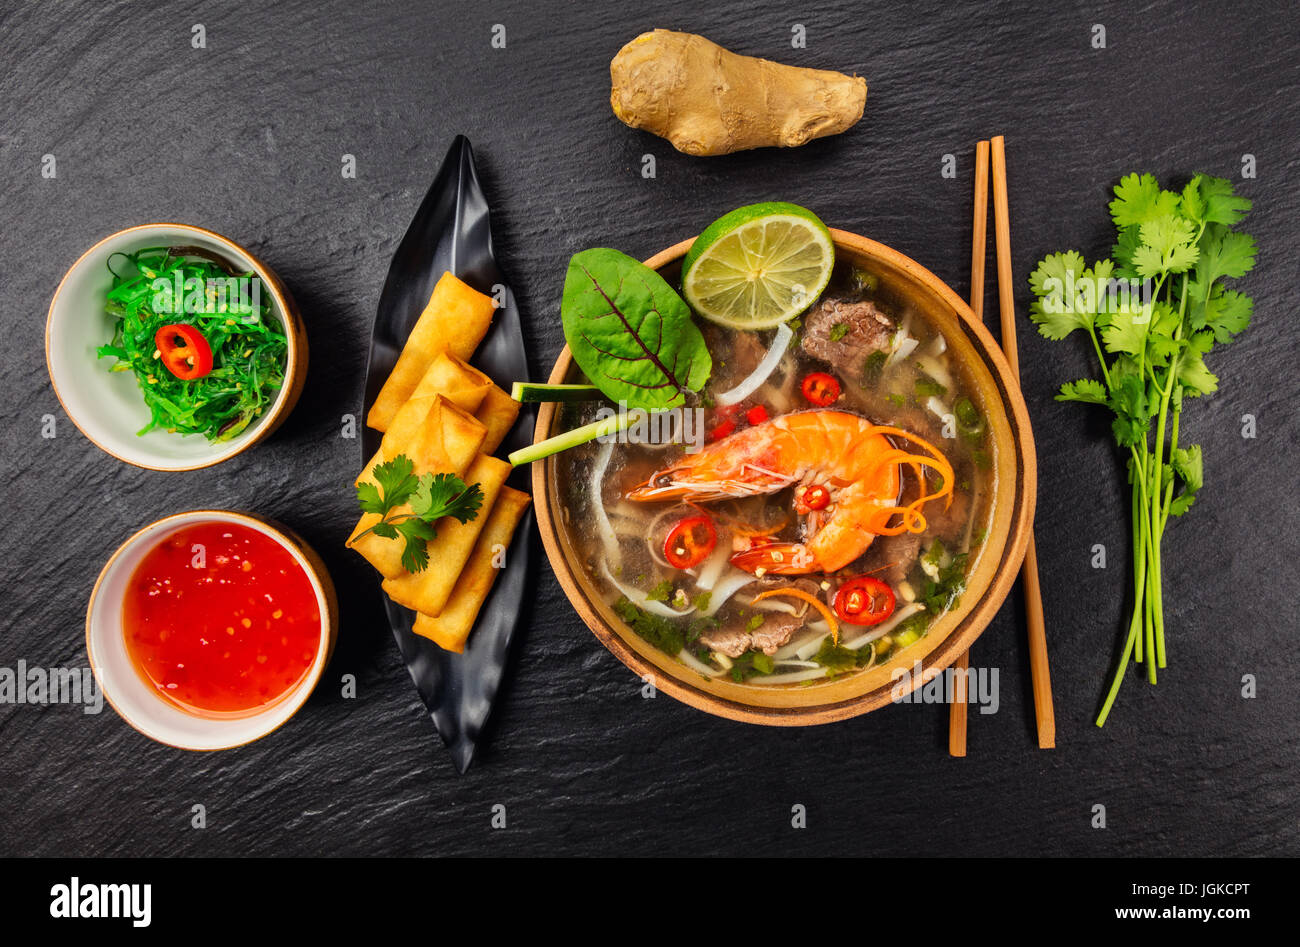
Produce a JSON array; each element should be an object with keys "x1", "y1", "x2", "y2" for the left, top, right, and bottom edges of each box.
[{"x1": 948, "y1": 136, "x2": 1055, "y2": 755}]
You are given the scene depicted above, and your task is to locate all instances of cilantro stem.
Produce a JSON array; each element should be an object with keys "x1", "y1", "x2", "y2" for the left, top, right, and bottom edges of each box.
[{"x1": 348, "y1": 511, "x2": 431, "y2": 546}]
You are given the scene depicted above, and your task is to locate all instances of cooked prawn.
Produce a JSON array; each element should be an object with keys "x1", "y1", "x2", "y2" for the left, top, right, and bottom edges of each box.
[{"x1": 626, "y1": 409, "x2": 953, "y2": 574}]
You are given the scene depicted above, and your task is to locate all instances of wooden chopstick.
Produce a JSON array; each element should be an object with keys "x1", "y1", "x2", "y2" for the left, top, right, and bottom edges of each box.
[
  {"x1": 990, "y1": 135, "x2": 1056, "y2": 749},
  {"x1": 949, "y1": 139, "x2": 990, "y2": 758}
]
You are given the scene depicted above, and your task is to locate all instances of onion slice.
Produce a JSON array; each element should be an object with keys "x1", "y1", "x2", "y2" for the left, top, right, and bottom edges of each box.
[
  {"x1": 714, "y1": 323, "x2": 794, "y2": 407},
  {"x1": 590, "y1": 440, "x2": 622, "y2": 572}
]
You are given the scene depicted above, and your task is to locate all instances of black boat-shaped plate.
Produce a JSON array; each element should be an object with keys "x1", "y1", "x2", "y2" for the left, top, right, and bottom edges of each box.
[{"x1": 361, "y1": 135, "x2": 535, "y2": 773}]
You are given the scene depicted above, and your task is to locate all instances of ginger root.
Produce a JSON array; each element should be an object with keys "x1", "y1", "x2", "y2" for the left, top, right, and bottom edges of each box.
[{"x1": 610, "y1": 29, "x2": 867, "y2": 157}]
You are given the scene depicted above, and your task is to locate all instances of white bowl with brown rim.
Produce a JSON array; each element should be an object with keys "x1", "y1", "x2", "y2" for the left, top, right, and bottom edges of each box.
[
  {"x1": 85, "y1": 510, "x2": 338, "y2": 750},
  {"x1": 46, "y1": 223, "x2": 308, "y2": 471}
]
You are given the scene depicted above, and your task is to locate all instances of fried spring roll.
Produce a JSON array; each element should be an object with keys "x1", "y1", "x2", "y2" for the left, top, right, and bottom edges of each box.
[
  {"x1": 412, "y1": 487, "x2": 532, "y2": 653},
  {"x1": 474, "y1": 384, "x2": 522, "y2": 456},
  {"x1": 349, "y1": 397, "x2": 487, "y2": 578},
  {"x1": 381, "y1": 455, "x2": 512, "y2": 616},
  {"x1": 367, "y1": 272, "x2": 496, "y2": 432}
]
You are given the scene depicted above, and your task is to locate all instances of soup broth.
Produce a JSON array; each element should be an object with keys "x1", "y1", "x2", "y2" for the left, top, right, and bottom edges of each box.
[{"x1": 554, "y1": 262, "x2": 994, "y2": 686}]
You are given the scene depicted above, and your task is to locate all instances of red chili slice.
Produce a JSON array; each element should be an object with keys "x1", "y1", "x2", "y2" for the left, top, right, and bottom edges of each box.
[
  {"x1": 745, "y1": 404, "x2": 769, "y2": 426},
  {"x1": 803, "y1": 484, "x2": 831, "y2": 511},
  {"x1": 708, "y1": 418, "x2": 737, "y2": 442},
  {"x1": 155, "y1": 324, "x2": 213, "y2": 380},
  {"x1": 833, "y1": 575, "x2": 896, "y2": 626},
  {"x1": 801, "y1": 372, "x2": 841, "y2": 406},
  {"x1": 664, "y1": 515, "x2": 718, "y2": 570}
]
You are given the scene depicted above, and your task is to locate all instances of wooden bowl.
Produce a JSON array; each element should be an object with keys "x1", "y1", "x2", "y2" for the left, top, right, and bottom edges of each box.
[{"x1": 532, "y1": 230, "x2": 1036, "y2": 725}]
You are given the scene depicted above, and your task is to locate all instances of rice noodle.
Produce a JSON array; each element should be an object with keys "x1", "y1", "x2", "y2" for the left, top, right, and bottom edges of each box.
[
  {"x1": 676, "y1": 648, "x2": 726, "y2": 678},
  {"x1": 694, "y1": 543, "x2": 731, "y2": 591},
  {"x1": 599, "y1": 561, "x2": 695, "y2": 619},
  {"x1": 770, "y1": 619, "x2": 832, "y2": 661},
  {"x1": 590, "y1": 440, "x2": 622, "y2": 572},
  {"x1": 704, "y1": 570, "x2": 755, "y2": 616},
  {"x1": 842, "y1": 602, "x2": 926, "y2": 649},
  {"x1": 748, "y1": 667, "x2": 829, "y2": 685},
  {"x1": 795, "y1": 632, "x2": 832, "y2": 661},
  {"x1": 741, "y1": 594, "x2": 801, "y2": 616},
  {"x1": 714, "y1": 323, "x2": 794, "y2": 407}
]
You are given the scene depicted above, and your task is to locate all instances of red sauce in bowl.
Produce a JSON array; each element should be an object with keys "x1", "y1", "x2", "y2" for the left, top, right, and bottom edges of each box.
[{"x1": 123, "y1": 521, "x2": 322, "y2": 717}]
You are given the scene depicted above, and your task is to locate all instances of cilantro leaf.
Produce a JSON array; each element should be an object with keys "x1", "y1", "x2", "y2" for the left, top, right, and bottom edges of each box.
[
  {"x1": 1195, "y1": 175, "x2": 1252, "y2": 226},
  {"x1": 356, "y1": 481, "x2": 385, "y2": 514},
  {"x1": 1175, "y1": 332, "x2": 1218, "y2": 397},
  {"x1": 1189, "y1": 282, "x2": 1253, "y2": 342},
  {"x1": 1131, "y1": 214, "x2": 1199, "y2": 277},
  {"x1": 1057, "y1": 379, "x2": 1108, "y2": 405},
  {"x1": 1168, "y1": 445, "x2": 1203, "y2": 516},
  {"x1": 644, "y1": 579, "x2": 674, "y2": 602},
  {"x1": 350, "y1": 453, "x2": 485, "y2": 574},
  {"x1": 1196, "y1": 227, "x2": 1257, "y2": 284},
  {"x1": 394, "y1": 518, "x2": 437, "y2": 574},
  {"x1": 1100, "y1": 298, "x2": 1157, "y2": 357},
  {"x1": 369, "y1": 454, "x2": 420, "y2": 513},
  {"x1": 410, "y1": 472, "x2": 484, "y2": 524},
  {"x1": 1028, "y1": 252, "x2": 1101, "y2": 339},
  {"x1": 1109, "y1": 173, "x2": 1180, "y2": 229}
]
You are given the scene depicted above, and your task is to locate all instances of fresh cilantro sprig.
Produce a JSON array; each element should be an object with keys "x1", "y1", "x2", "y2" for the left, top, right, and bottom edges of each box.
[
  {"x1": 1027, "y1": 172, "x2": 1255, "y2": 726},
  {"x1": 353, "y1": 454, "x2": 484, "y2": 573}
]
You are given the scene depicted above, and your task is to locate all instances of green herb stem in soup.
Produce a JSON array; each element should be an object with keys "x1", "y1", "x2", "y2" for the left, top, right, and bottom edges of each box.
[
  {"x1": 97, "y1": 248, "x2": 288, "y2": 442},
  {"x1": 556, "y1": 263, "x2": 994, "y2": 686}
]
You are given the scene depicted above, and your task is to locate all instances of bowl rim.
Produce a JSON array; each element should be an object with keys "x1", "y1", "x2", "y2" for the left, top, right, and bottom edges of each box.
[
  {"x1": 84, "y1": 508, "x2": 340, "y2": 751},
  {"x1": 45, "y1": 222, "x2": 307, "y2": 472},
  {"x1": 532, "y1": 228, "x2": 1038, "y2": 725}
]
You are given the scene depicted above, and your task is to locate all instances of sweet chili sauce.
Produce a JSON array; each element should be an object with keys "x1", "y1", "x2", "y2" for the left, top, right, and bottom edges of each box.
[{"x1": 123, "y1": 522, "x2": 322, "y2": 717}]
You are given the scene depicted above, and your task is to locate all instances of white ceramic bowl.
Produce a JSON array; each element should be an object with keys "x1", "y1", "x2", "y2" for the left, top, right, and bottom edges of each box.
[
  {"x1": 46, "y1": 223, "x2": 308, "y2": 471},
  {"x1": 86, "y1": 510, "x2": 338, "y2": 751}
]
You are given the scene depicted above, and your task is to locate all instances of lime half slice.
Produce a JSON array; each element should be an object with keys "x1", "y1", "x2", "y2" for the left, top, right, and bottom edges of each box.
[{"x1": 682, "y1": 202, "x2": 835, "y2": 330}]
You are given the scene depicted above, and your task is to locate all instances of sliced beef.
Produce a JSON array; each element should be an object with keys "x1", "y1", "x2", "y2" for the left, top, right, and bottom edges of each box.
[
  {"x1": 801, "y1": 297, "x2": 894, "y2": 379},
  {"x1": 749, "y1": 612, "x2": 804, "y2": 655},
  {"x1": 699, "y1": 610, "x2": 804, "y2": 658},
  {"x1": 697, "y1": 623, "x2": 753, "y2": 659},
  {"x1": 858, "y1": 531, "x2": 923, "y2": 586},
  {"x1": 699, "y1": 577, "x2": 822, "y2": 657}
]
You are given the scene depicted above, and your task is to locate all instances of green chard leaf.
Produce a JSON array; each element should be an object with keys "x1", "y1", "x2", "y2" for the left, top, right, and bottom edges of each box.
[{"x1": 561, "y1": 248, "x2": 712, "y2": 411}]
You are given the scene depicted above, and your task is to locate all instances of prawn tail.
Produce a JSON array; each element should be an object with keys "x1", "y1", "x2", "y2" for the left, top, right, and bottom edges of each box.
[{"x1": 729, "y1": 542, "x2": 820, "y2": 575}]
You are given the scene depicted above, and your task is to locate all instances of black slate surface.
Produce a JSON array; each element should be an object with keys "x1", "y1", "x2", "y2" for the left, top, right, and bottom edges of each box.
[{"x1": 1, "y1": 0, "x2": 1296, "y2": 857}]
